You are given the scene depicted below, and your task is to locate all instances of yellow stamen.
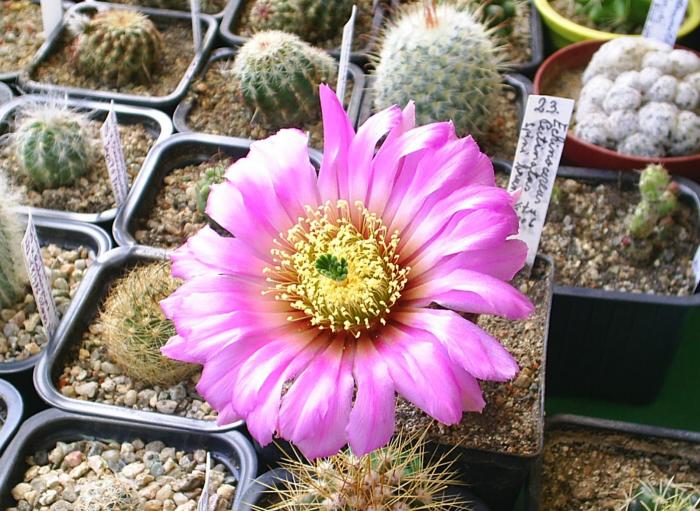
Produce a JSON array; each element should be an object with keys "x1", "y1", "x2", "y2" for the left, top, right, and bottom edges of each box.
[{"x1": 264, "y1": 200, "x2": 410, "y2": 336}]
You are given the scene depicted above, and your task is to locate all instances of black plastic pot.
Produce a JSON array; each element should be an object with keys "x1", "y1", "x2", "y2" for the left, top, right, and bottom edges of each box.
[
  {"x1": 543, "y1": 166, "x2": 700, "y2": 404},
  {"x1": 526, "y1": 414, "x2": 700, "y2": 511},
  {"x1": 358, "y1": 73, "x2": 532, "y2": 138},
  {"x1": 18, "y1": 1, "x2": 218, "y2": 111},
  {"x1": 0, "y1": 94, "x2": 173, "y2": 227},
  {"x1": 34, "y1": 244, "x2": 247, "y2": 433},
  {"x1": 84, "y1": 0, "x2": 233, "y2": 18},
  {"x1": 515, "y1": 2, "x2": 545, "y2": 76},
  {"x1": 172, "y1": 47, "x2": 366, "y2": 135},
  {"x1": 0, "y1": 379, "x2": 23, "y2": 455},
  {"x1": 0, "y1": 213, "x2": 111, "y2": 418},
  {"x1": 218, "y1": 0, "x2": 385, "y2": 64},
  {"x1": 112, "y1": 132, "x2": 323, "y2": 248},
  {"x1": 0, "y1": 408, "x2": 258, "y2": 510},
  {"x1": 239, "y1": 468, "x2": 491, "y2": 511}
]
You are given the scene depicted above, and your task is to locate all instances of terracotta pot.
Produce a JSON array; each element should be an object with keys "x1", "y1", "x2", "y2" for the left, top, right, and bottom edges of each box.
[{"x1": 534, "y1": 39, "x2": 700, "y2": 181}]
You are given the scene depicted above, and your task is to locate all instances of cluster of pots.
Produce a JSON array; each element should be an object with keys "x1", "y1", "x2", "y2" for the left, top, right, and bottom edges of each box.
[{"x1": 0, "y1": 1, "x2": 699, "y2": 510}]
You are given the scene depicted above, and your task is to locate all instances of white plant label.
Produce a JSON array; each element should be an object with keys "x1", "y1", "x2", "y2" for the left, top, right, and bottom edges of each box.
[
  {"x1": 197, "y1": 453, "x2": 212, "y2": 511},
  {"x1": 692, "y1": 245, "x2": 700, "y2": 292},
  {"x1": 22, "y1": 214, "x2": 59, "y2": 339},
  {"x1": 191, "y1": 0, "x2": 202, "y2": 54},
  {"x1": 336, "y1": 5, "x2": 357, "y2": 105},
  {"x1": 642, "y1": 0, "x2": 688, "y2": 46},
  {"x1": 40, "y1": 0, "x2": 63, "y2": 36},
  {"x1": 508, "y1": 94, "x2": 575, "y2": 270},
  {"x1": 100, "y1": 102, "x2": 129, "y2": 206}
]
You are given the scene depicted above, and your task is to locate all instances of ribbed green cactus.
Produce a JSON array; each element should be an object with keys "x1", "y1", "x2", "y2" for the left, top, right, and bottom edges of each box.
[
  {"x1": 248, "y1": 0, "x2": 353, "y2": 44},
  {"x1": 100, "y1": 263, "x2": 198, "y2": 387},
  {"x1": 12, "y1": 104, "x2": 92, "y2": 190},
  {"x1": 373, "y1": 3, "x2": 506, "y2": 136},
  {"x1": 628, "y1": 164, "x2": 679, "y2": 239},
  {"x1": 625, "y1": 479, "x2": 700, "y2": 511},
  {"x1": 0, "y1": 188, "x2": 28, "y2": 309},
  {"x1": 232, "y1": 31, "x2": 337, "y2": 127},
  {"x1": 193, "y1": 161, "x2": 227, "y2": 214},
  {"x1": 70, "y1": 9, "x2": 163, "y2": 87}
]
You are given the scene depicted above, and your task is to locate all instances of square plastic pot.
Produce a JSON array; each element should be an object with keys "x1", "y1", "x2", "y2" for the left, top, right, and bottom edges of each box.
[
  {"x1": 112, "y1": 132, "x2": 323, "y2": 248},
  {"x1": 0, "y1": 408, "x2": 258, "y2": 511},
  {"x1": 544, "y1": 166, "x2": 700, "y2": 404},
  {"x1": 526, "y1": 414, "x2": 700, "y2": 511},
  {"x1": 0, "y1": 379, "x2": 23, "y2": 456},
  {"x1": 172, "y1": 47, "x2": 365, "y2": 134},
  {"x1": 33, "y1": 244, "x2": 246, "y2": 433},
  {"x1": 512, "y1": 1, "x2": 545, "y2": 76},
  {"x1": 218, "y1": 0, "x2": 385, "y2": 64},
  {"x1": 83, "y1": 0, "x2": 233, "y2": 18},
  {"x1": 0, "y1": 94, "x2": 173, "y2": 226},
  {"x1": 18, "y1": 1, "x2": 218, "y2": 111},
  {"x1": 0, "y1": 213, "x2": 112, "y2": 417}
]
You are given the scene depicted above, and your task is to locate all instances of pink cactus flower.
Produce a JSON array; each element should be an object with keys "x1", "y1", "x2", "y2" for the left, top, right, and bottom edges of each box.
[{"x1": 160, "y1": 85, "x2": 533, "y2": 459}]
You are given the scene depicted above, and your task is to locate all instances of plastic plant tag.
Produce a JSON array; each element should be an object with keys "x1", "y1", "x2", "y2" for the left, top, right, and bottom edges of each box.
[
  {"x1": 22, "y1": 213, "x2": 59, "y2": 339},
  {"x1": 336, "y1": 5, "x2": 357, "y2": 104},
  {"x1": 40, "y1": 0, "x2": 63, "y2": 36},
  {"x1": 642, "y1": 0, "x2": 688, "y2": 46},
  {"x1": 692, "y1": 245, "x2": 700, "y2": 292},
  {"x1": 100, "y1": 102, "x2": 129, "y2": 206},
  {"x1": 191, "y1": 0, "x2": 202, "y2": 55},
  {"x1": 508, "y1": 94, "x2": 575, "y2": 271},
  {"x1": 197, "y1": 452, "x2": 212, "y2": 511}
]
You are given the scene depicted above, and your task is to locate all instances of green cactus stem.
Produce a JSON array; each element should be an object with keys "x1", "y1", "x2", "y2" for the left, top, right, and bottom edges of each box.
[{"x1": 193, "y1": 161, "x2": 228, "y2": 215}]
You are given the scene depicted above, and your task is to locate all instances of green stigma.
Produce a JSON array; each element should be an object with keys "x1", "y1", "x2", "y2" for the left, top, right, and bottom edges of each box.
[{"x1": 315, "y1": 254, "x2": 348, "y2": 282}]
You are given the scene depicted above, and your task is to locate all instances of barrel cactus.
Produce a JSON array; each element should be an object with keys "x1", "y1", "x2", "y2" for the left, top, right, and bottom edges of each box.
[
  {"x1": 0, "y1": 186, "x2": 28, "y2": 309},
  {"x1": 70, "y1": 9, "x2": 163, "y2": 87},
  {"x1": 624, "y1": 479, "x2": 700, "y2": 511},
  {"x1": 231, "y1": 31, "x2": 337, "y2": 127},
  {"x1": 248, "y1": 0, "x2": 353, "y2": 44},
  {"x1": 100, "y1": 263, "x2": 198, "y2": 387},
  {"x1": 193, "y1": 161, "x2": 227, "y2": 215},
  {"x1": 373, "y1": 3, "x2": 506, "y2": 136},
  {"x1": 11, "y1": 103, "x2": 93, "y2": 190}
]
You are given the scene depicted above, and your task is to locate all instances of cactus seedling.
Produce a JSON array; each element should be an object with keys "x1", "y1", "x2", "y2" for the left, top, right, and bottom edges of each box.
[
  {"x1": 0, "y1": 183, "x2": 28, "y2": 308},
  {"x1": 10, "y1": 102, "x2": 93, "y2": 190},
  {"x1": 373, "y1": 3, "x2": 506, "y2": 136},
  {"x1": 70, "y1": 9, "x2": 163, "y2": 87},
  {"x1": 264, "y1": 428, "x2": 467, "y2": 510},
  {"x1": 623, "y1": 479, "x2": 700, "y2": 511},
  {"x1": 100, "y1": 263, "x2": 198, "y2": 387},
  {"x1": 248, "y1": 0, "x2": 353, "y2": 45},
  {"x1": 193, "y1": 161, "x2": 228, "y2": 215},
  {"x1": 231, "y1": 31, "x2": 337, "y2": 127},
  {"x1": 74, "y1": 476, "x2": 139, "y2": 511}
]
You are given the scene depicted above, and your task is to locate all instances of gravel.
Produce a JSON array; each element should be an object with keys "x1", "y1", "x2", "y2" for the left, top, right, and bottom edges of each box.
[
  {"x1": 8, "y1": 438, "x2": 237, "y2": 511},
  {"x1": 0, "y1": 244, "x2": 93, "y2": 363},
  {"x1": 0, "y1": 0, "x2": 44, "y2": 74}
]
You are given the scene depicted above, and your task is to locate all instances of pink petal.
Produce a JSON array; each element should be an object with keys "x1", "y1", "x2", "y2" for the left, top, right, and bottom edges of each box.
[
  {"x1": 453, "y1": 367, "x2": 487, "y2": 412},
  {"x1": 375, "y1": 325, "x2": 462, "y2": 425},
  {"x1": 395, "y1": 308, "x2": 519, "y2": 381},
  {"x1": 347, "y1": 336, "x2": 396, "y2": 456},
  {"x1": 405, "y1": 269, "x2": 534, "y2": 319},
  {"x1": 317, "y1": 84, "x2": 355, "y2": 203},
  {"x1": 278, "y1": 337, "x2": 355, "y2": 458},
  {"x1": 170, "y1": 226, "x2": 269, "y2": 281}
]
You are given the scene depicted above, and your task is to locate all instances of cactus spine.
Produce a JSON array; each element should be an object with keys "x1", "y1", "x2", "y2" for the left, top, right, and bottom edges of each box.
[
  {"x1": 100, "y1": 263, "x2": 198, "y2": 387},
  {"x1": 232, "y1": 31, "x2": 337, "y2": 127},
  {"x1": 71, "y1": 9, "x2": 163, "y2": 87},
  {"x1": 11, "y1": 103, "x2": 93, "y2": 190},
  {"x1": 268, "y1": 428, "x2": 465, "y2": 510},
  {"x1": 193, "y1": 161, "x2": 227, "y2": 215},
  {"x1": 624, "y1": 479, "x2": 700, "y2": 511},
  {"x1": 0, "y1": 185, "x2": 28, "y2": 308},
  {"x1": 248, "y1": 0, "x2": 353, "y2": 44},
  {"x1": 74, "y1": 477, "x2": 139, "y2": 511},
  {"x1": 373, "y1": 3, "x2": 506, "y2": 136}
]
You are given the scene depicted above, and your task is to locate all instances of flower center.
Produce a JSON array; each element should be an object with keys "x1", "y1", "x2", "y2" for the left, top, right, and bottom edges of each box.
[{"x1": 264, "y1": 200, "x2": 410, "y2": 337}]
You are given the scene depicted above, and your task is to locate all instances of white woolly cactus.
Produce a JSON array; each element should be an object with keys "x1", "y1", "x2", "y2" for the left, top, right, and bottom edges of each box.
[{"x1": 574, "y1": 37, "x2": 700, "y2": 157}]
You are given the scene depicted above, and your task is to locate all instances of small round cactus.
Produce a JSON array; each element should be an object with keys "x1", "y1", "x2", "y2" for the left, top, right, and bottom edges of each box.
[
  {"x1": 0, "y1": 184, "x2": 28, "y2": 308},
  {"x1": 572, "y1": 0, "x2": 651, "y2": 33},
  {"x1": 269, "y1": 428, "x2": 466, "y2": 510},
  {"x1": 100, "y1": 262, "x2": 198, "y2": 387},
  {"x1": 193, "y1": 161, "x2": 227, "y2": 214},
  {"x1": 231, "y1": 31, "x2": 337, "y2": 127},
  {"x1": 373, "y1": 3, "x2": 506, "y2": 136},
  {"x1": 70, "y1": 9, "x2": 163, "y2": 87},
  {"x1": 248, "y1": 0, "x2": 353, "y2": 44},
  {"x1": 624, "y1": 479, "x2": 700, "y2": 511},
  {"x1": 74, "y1": 477, "x2": 139, "y2": 511},
  {"x1": 11, "y1": 103, "x2": 93, "y2": 190}
]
